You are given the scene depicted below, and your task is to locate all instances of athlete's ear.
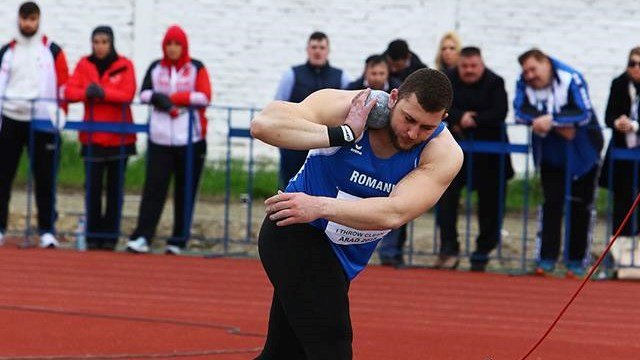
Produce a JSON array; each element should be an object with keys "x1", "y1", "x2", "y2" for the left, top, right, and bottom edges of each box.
[
  {"x1": 442, "y1": 112, "x2": 449, "y2": 120},
  {"x1": 388, "y1": 89, "x2": 398, "y2": 108}
]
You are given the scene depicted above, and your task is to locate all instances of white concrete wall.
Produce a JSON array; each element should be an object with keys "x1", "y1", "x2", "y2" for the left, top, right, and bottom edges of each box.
[{"x1": 1, "y1": 0, "x2": 639, "y2": 164}]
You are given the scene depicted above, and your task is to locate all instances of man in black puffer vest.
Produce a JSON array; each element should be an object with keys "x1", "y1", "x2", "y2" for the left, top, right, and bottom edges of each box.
[{"x1": 274, "y1": 32, "x2": 350, "y2": 188}]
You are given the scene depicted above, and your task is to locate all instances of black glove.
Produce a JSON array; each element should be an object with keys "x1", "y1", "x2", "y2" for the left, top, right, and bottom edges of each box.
[
  {"x1": 150, "y1": 92, "x2": 173, "y2": 112},
  {"x1": 85, "y1": 83, "x2": 105, "y2": 99}
]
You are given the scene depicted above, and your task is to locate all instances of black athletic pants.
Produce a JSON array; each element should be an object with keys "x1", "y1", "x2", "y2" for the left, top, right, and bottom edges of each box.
[
  {"x1": 610, "y1": 163, "x2": 640, "y2": 236},
  {"x1": 538, "y1": 164, "x2": 598, "y2": 263},
  {"x1": 130, "y1": 140, "x2": 206, "y2": 247},
  {"x1": 256, "y1": 217, "x2": 353, "y2": 360},
  {"x1": 437, "y1": 160, "x2": 506, "y2": 263},
  {"x1": 84, "y1": 158, "x2": 128, "y2": 250},
  {"x1": 0, "y1": 116, "x2": 59, "y2": 234}
]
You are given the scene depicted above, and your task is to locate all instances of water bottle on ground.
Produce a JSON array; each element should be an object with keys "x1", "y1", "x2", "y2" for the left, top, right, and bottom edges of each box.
[{"x1": 76, "y1": 215, "x2": 87, "y2": 251}]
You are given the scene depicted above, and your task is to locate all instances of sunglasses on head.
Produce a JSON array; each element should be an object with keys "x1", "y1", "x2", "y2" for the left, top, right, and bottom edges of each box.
[{"x1": 628, "y1": 60, "x2": 640, "y2": 68}]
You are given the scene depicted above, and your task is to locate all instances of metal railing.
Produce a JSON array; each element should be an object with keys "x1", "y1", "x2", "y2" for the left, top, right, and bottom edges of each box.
[{"x1": 2, "y1": 96, "x2": 638, "y2": 273}]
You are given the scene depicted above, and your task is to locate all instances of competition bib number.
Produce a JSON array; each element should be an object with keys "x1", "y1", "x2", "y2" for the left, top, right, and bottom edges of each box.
[{"x1": 324, "y1": 190, "x2": 391, "y2": 245}]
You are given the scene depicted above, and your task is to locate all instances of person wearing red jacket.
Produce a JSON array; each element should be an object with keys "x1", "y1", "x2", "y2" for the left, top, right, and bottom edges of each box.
[
  {"x1": 126, "y1": 25, "x2": 212, "y2": 255},
  {"x1": 65, "y1": 26, "x2": 136, "y2": 251}
]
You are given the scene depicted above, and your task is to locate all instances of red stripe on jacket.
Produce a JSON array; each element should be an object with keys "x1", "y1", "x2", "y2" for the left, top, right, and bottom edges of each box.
[{"x1": 169, "y1": 65, "x2": 212, "y2": 137}]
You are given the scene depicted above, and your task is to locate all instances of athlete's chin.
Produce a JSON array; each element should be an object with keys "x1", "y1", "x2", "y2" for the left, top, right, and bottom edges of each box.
[{"x1": 394, "y1": 139, "x2": 419, "y2": 151}]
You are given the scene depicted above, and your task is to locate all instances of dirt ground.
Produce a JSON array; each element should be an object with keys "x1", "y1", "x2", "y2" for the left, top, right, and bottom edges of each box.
[{"x1": 4, "y1": 189, "x2": 613, "y2": 272}]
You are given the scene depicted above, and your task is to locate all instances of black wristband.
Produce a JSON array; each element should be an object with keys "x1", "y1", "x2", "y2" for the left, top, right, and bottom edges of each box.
[{"x1": 327, "y1": 124, "x2": 355, "y2": 147}]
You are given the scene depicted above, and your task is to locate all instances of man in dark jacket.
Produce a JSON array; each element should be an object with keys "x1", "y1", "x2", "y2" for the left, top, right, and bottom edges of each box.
[
  {"x1": 275, "y1": 32, "x2": 350, "y2": 188},
  {"x1": 346, "y1": 54, "x2": 403, "y2": 266},
  {"x1": 435, "y1": 47, "x2": 514, "y2": 271},
  {"x1": 376, "y1": 40, "x2": 426, "y2": 266},
  {"x1": 384, "y1": 39, "x2": 427, "y2": 83}
]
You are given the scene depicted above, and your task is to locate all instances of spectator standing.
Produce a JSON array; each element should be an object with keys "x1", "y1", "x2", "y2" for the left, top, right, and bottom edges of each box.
[
  {"x1": 345, "y1": 54, "x2": 404, "y2": 266},
  {"x1": 378, "y1": 40, "x2": 428, "y2": 266},
  {"x1": 126, "y1": 25, "x2": 212, "y2": 255},
  {"x1": 384, "y1": 39, "x2": 427, "y2": 82},
  {"x1": 65, "y1": 26, "x2": 136, "y2": 250},
  {"x1": 275, "y1": 31, "x2": 350, "y2": 188},
  {"x1": 346, "y1": 54, "x2": 401, "y2": 92},
  {"x1": 514, "y1": 49, "x2": 603, "y2": 277},
  {"x1": 0, "y1": 2, "x2": 68, "y2": 248},
  {"x1": 434, "y1": 31, "x2": 461, "y2": 72},
  {"x1": 435, "y1": 47, "x2": 513, "y2": 271},
  {"x1": 600, "y1": 47, "x2": 640, "y2": 236}
]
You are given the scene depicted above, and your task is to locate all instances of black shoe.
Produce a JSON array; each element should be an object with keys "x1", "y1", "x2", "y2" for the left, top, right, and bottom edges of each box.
[
  {"x1": 101, "y1": 239, "x2": 117, "y2": 251},
  {"x1": 86, "y1": 238, "x2": 101, "y2": 250},
  {"x1": 380, "y1": 255, "x2": 404, "y2": 268},
  {"x1": 470, "y1": 261, "x2": 487, "y2": 272},
  {"x1": 392, "y1": 255, "x2": 406, "y2": 269},
  {"x1": 433, "y1": 255, "x2": 459, "y2": 270}
]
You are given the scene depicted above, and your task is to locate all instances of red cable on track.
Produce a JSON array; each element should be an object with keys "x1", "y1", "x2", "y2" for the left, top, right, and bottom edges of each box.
[{"x1": 518, "y1": 192, "x2": 640, "y2": 360}]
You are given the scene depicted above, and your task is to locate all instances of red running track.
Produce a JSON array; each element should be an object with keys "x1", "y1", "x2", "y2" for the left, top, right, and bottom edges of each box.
[{"x1": 0, "y1": 245, "x2": 639, "y2": 359}]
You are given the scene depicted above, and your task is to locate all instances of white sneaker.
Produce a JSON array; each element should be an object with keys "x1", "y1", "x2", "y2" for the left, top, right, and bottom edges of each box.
[
  {"x1": 165, "y1": 245, "x2": 181, "y2": 255},
  {"x1": 40, "y1": 233, "x2": 59, "y2": 248},
  {"x1": 126, "y1": 237, "x2": 149, "y2": 253}
]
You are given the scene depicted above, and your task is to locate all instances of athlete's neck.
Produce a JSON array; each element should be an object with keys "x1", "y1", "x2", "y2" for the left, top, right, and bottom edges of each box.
[{"x1": 368, "y1": 128, "x2": 398, "y2": 159}]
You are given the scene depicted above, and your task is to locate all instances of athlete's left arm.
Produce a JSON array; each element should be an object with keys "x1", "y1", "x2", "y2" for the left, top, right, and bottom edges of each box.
[{"x1": 265, "y1": 128, "x2": 463, "y2": 230}]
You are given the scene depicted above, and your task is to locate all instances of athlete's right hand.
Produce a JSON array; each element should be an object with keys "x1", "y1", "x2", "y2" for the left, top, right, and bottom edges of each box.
[
  {"x1": 265, "y1": 191, "x2": 323, "y2": 226},
  {"x1": 344, "y1": 89, "x2": 377, "y2": 140}
]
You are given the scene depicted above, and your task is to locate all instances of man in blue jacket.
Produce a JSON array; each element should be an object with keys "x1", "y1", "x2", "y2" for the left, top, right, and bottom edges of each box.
[{"x1": 514, "y1": 49, "x2": 603, "y2": 278}]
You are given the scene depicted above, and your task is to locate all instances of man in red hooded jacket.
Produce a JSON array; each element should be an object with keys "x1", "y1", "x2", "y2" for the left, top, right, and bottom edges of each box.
[{"x1": 127, "y1": 25, "x2": 212, "y2": 255}]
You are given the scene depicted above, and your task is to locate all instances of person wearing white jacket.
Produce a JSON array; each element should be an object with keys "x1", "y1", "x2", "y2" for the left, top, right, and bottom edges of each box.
[
  {"x1": 126, "y1": 25, "x2": 212, "y2": 255},
  {"x1": 0, "y1": 2, "x2": 68, "y2": 248}
]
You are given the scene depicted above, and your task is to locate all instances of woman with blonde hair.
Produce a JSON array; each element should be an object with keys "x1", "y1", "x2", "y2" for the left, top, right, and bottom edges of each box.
[{"x1": 435, "y1": 31, "x2": 462, "y2": 72}]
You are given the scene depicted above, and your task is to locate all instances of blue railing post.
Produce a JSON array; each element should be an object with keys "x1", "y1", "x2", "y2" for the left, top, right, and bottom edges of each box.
[
  {"x1": 183, "y1": 107, "x2": 195, "y2": 246},
  {"x1": 562, "y1": 140, "x2": 573, "y2": 265},
  {"x1": 464, "y1": 134, "x2": 473, "y2": 258},
  {"x1": 496, "y1": 124, "x2": 507, "y2": 259},
  {"x1": 84, "y1": 101, "x2": 95, "y2": 244},
  {"x1": 115, "y1": 103, "x2": 127, "y2": 245},
  {"x1": 521, "y1": 130, "x2": 532, "y2": 273},
  {"x1": 606, "y1": 150, "x2": 614, "y2": 248},
  {"x1": 51, "y1": 102, "x2": 62, "y2": 244},
  {"x1": 632, "y1": 160, "x2": 639, "y2": 266},
  {"x1": 24, "y1": 99, "x2": 35, "y2": 247},
  {"x1": 223, "y1": 107, "x2": 233, "y2": 255},
  {"x1": 245, "y1": 108, "x2": 256, "y2": 243}
]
